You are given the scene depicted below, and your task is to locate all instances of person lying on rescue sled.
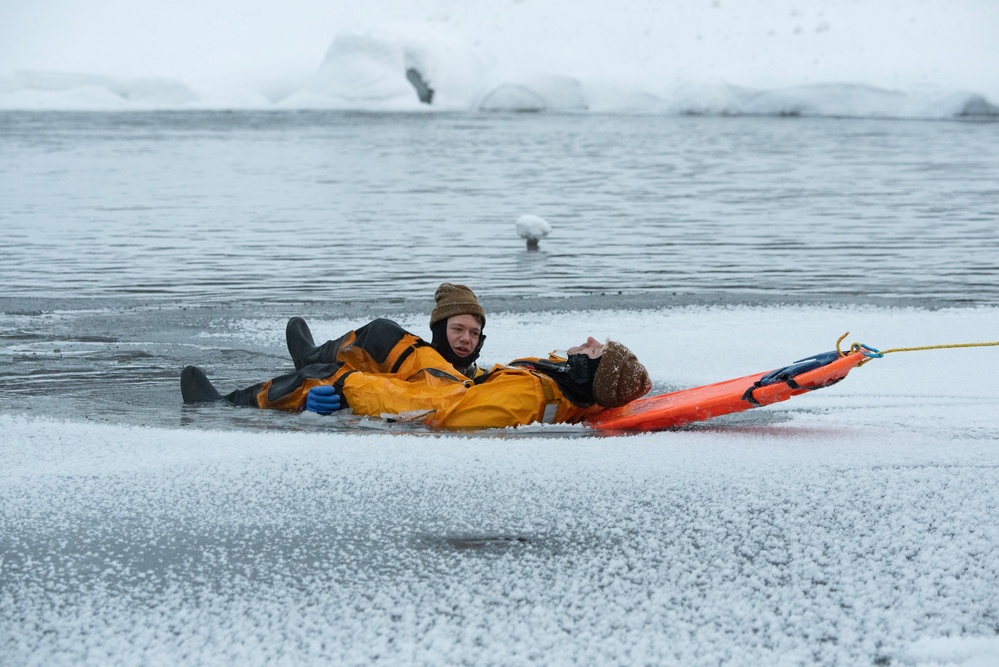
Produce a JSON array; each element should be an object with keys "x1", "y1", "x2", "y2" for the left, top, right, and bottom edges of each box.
[
  {"x1": 285, "y1": 282, "x2": 487, "y2": 379},
  {"x1": 180, "y1": 335, "x2": 652, "y2": 429}
]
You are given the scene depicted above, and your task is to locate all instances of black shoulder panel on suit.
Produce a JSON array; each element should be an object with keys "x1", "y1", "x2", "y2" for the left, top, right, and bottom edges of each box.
[{"x1": 352, "y1": 318, "x2": 421, "y2": 364}]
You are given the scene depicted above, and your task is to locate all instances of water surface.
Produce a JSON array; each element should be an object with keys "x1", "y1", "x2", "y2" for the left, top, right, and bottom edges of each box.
[{"x1": 3, "y1": 111, "x2": 997, "y2": 306}]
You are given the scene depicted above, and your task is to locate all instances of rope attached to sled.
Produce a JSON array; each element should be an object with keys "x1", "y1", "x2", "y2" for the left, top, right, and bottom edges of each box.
[{"x1": 835, "y1": 331, "x2": 999, "y2": 365}]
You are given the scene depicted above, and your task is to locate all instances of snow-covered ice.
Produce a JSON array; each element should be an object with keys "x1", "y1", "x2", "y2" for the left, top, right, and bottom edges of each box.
[{"x1": 3, "y1": 305, "x2": 998, "y2": 666}]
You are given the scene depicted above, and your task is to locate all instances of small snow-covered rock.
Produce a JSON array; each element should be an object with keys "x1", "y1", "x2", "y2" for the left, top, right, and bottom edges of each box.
[{"x1": 516, "y1": 214, "x2": 552, "y2": 250}]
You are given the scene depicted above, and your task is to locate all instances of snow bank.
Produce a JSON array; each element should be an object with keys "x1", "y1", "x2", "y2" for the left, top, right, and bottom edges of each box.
[
  {"x1": 1, "y1": 0, "x2": 996, "y2": 118},
  {"x1": 0, "y1": 70, "x2": 200, "y2": 110}
]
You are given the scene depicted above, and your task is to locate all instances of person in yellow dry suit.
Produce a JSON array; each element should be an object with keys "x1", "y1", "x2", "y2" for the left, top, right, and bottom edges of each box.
[
  {"x1": 180, "y1": 328, "x2": 652, "y2": 430},
  {"x1": 286, "y1": 282, "x2": 487, "y2": 379}
]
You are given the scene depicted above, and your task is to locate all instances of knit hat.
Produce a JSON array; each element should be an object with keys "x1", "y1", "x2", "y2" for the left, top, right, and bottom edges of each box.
[
  {"x1": 430, "y1": 283, "x2": 486, "y2": 328},
  {"x1": 592, "y1": 341, "x2": 652, "y2": 408}
]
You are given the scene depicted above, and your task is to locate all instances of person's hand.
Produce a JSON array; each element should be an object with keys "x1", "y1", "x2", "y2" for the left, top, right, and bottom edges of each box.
[{"x1": 305, "y1": 385, "x2": 344, "y2": 415}]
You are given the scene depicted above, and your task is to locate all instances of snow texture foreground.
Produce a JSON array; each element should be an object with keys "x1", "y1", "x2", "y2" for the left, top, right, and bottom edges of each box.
[{"x1": 3, "y1": 413, "x2": 999, "y2": 667}]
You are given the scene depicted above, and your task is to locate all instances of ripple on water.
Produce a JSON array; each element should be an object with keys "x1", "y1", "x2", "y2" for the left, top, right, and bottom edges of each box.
[{"x1": 2, "y1": 111, "x2": 998, "y2": 306}]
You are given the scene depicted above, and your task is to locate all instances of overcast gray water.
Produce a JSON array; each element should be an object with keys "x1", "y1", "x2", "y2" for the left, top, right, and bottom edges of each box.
[{"x1": 2, "y1": 111, "x2": 998, "y2": 306}]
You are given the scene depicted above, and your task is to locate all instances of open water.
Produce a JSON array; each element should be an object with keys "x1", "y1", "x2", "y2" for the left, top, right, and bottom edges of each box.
[{"x1": 2, "y1": 111, "x2": 998, "y2": 306}]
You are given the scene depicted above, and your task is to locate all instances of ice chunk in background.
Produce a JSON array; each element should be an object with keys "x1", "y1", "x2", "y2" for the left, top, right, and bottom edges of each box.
[
  {"x1": 0, "y1": 70, "x2": 199, "y2": 109},
  {"x1": 478, "y1": 75, "x2": 588, "y2": 112},
  {"x1": 279, "y1": 25, "x2": 489, "y2": 110}
]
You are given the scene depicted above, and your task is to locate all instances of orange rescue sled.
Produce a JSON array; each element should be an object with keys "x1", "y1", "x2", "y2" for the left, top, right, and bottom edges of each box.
[{"x1": 586, "y1": 349, "x2": 869, "y2": 432}]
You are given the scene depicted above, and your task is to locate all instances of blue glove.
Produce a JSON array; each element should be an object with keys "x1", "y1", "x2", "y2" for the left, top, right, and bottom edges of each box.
[{"x1": 305, "y1": 385, "x2": 344, "y2": 415}]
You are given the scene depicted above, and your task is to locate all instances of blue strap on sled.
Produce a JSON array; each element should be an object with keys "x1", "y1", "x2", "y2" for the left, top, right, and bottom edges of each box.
[{"x1": 741, "y1": 350, "x2": 841, "y2": 405}]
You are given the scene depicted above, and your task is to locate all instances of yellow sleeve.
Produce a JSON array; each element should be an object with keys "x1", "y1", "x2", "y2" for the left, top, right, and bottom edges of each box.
[
  {"x1": 426, "y1": 366, "x2": 600, "y2": 429},
  {"x1": 343, "y1": 365, "x2": 597, "y2": 429},
  {"x1": 342, "y1": 370, "x2": 469, "y2": 418},
  {"x1": 426, "y1": 368, "x2": 546, "y2": 429}
]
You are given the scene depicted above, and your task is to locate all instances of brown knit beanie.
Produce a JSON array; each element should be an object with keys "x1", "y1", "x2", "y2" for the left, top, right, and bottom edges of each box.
[
  {"x1": 429, "y1": 283, "x2": 486, "y2": 328},
  {"x1": 592, "y1": 341, "x2": 652, "y2": 408}
]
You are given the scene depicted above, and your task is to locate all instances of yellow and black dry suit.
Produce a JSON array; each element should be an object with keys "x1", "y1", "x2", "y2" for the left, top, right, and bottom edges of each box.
[{"x1": 242, "y1": 319, "x2": 600, "y2": 429}]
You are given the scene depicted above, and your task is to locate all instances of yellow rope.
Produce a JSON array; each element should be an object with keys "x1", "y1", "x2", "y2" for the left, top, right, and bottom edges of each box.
[
  {"x1": 836, "y1": 331, "x2": 999, "y2": 360},
  {"x1": 880, "y1": 341, "x2": 999, "y2": 354},
  {"x1": 836, "y1": 332, "x2": 850, "y2": 356}
]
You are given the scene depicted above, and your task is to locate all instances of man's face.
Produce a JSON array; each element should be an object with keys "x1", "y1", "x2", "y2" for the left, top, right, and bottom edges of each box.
[
  {"x1": 446, "y1": 314, "x2": 482, "y2": 358},
  {"x1": 567, "y1": 336, "x2": 606, "y2": 359}
]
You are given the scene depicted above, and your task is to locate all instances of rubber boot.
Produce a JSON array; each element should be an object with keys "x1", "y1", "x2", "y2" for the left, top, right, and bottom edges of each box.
[
  {"x1": 286, "y1": 316, "x2": 344, "y2": 370},
  {"x1": 181, "y1": 366, "x2": 222, "y2": 403}
]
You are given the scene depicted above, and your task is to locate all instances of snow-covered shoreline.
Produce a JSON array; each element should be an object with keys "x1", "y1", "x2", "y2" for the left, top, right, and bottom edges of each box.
[
  {"x1": 3, "y1": 299, "x2": 999, "y2": 665},
  {"x1": 2, "y1": 0, "x2": 997, "y2": 117},
  {"x1": 3, "y1": 74, "x2": 995, "y2": 120}
]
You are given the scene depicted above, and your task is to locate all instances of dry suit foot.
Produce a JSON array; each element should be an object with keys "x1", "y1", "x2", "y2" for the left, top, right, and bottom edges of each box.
[
  {"x1": 181, "y1": 366, "x2": 222, "y2": 403},
  {"x1": 286, "y1": 316, "x2": 318, "y2": 370}
]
